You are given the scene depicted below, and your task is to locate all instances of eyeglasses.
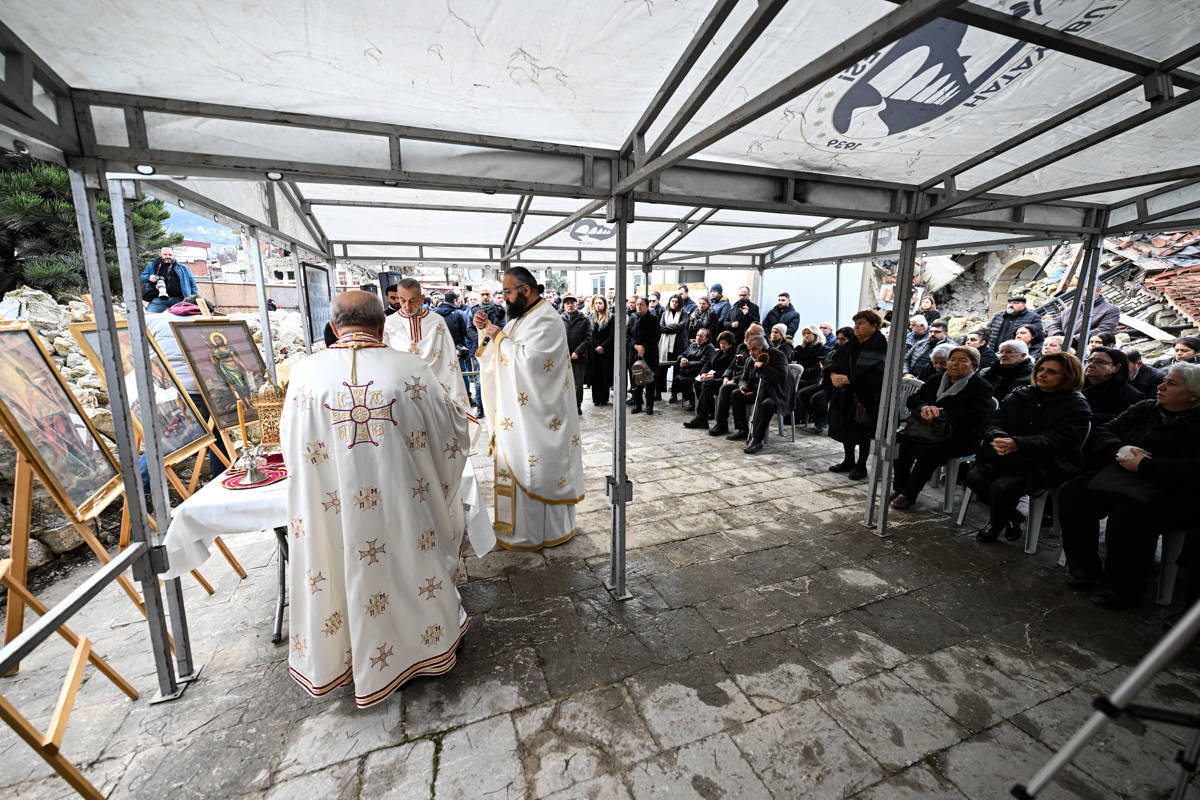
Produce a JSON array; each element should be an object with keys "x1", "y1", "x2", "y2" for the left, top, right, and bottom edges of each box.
[{"x1": 1085, "y1": 358, "x2": 1113, "y2": 366}]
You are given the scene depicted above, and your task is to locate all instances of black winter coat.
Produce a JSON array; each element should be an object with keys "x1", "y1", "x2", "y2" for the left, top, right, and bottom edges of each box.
[
  {"x1": 977, "y1": 386, "x2": 1091, "y2": 483},
  {"x1": 705, "y1": 345, "x2": 736, "y2": 380},
  {"x1": 979, "y1": 358, "x2": 1034, "y2": 403},
  {"x1": 984, "y1": 308, "x2": 1043, "y2": 350},
  {"x1": 1129, "y1": 364, "x2": 1165, "y2": 399},
  {"x1": 793, "y1": 341, "x2": 824, "y2": 378},
  {"x1": 762, "y1": 305, "x2": 800, "y2": 338},
  {"x1": 562, "y1": 310, "x2": 591, "y2": 366},
  {"x1": 1082, "y1": 379, "x2": 1144, "y2": 426},
  {"x1": 827, "y1": 331, "x2": 887, "y2": 444},
  {"x1": 588, "y1": 316, "x2": 614, "y2": 388},
  {"x1": 738, "y1": 345, "x2": 789, "y2": 409},
  {"x1": 905, "y1": 372, "x2": 993, "y2": 456},
  {"x1": 677, "y1": 341, "x2": 716, "y2": 378},
  {"x1": 1086, "y1": 400, "x2": 1200, "y2": 506},
  {"x1": 688, "y1": 306, "x2": 723, "y2": 340},
  {"x1": 628, "y1": 310, "x2": 660, "y2": 367},
  {"x1": 727, "y1": 300, "x2": 760, "y2": 342}
]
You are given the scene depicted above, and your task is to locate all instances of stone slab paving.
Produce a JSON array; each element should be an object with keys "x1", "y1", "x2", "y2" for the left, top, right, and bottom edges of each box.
[{"x1": 2, "y1": 400, "x2": 1199, "y2": 798}]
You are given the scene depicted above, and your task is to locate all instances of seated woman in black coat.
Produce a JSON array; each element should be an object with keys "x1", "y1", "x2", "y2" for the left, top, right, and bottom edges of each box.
[
  {"x1": 978, "y1": 339, "x2": 1034, "y2": 403},
  {"x1": 796, "y1": 326, "x2": 848, "y2": 432},
  {"x1": 1061, "y1": 363, "x2": 1200, "y2": 608},
  {"x1": 1081, "y1": 346, "x2": 1143, "y2": 426},
  {"x1": 828, "y1": 310, "x2": 888, "y2": 480},
  {"x1": 889, "y1": 346, "x2": 992, "y2": 510},
  {"x1": 967, "y1": 352, "x2": 1092, "y2": 542}
]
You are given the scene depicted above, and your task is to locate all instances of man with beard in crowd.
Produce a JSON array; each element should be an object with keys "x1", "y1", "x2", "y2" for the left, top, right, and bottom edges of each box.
[
  {"x1": 984, "y1": 295, "x2": 1042, "y2": 349},
  {"x1": 727, "y1": 286, "x2": 760, "y2": 344},
  {"x1": 628, "y1": 296, "x2": 661, "y2": 414},
  {"x1": 677, "y1": 283, "x2": 698, "y2": 313},
  {"x1": 903, "y1": 320, "x2": 948, "y2": 378},
  {"x1": 708, "y1": 323, "x2": 764, "y2": 437},
  {"x1": 762, "y1": 292, "x2": 800, "y2": 339},
  {"x1": 561, "y1": 295, "x2": 591, "y2": 415},
  {"x1": 708, "y1": 284, "x2": 731, "y2": 329},
  {"x1": 384, "y1": 283, "x2": 402, "y2": 315}
]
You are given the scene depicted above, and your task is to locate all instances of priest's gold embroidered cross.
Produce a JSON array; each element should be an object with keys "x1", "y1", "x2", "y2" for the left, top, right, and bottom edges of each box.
[
  {"x1": 543, "y1": 358, "x2": 554, "y2": 372},
  {"x1": 354, "y1": 487, "x2": 380, "y2": 510},
  {"x1": 306, "y1": 570, "x2": 326, "y2": 595},
  {"x1": 412, "y1": 478, "x2": 430, "y2": 502},
  {"x1": 365, "y1": 592, "x2": 389, "y2": 617},
  {"x1": 322, "y1": 611, "x2": 343, "y2": 637},
  {"x1": 548, "y1": 416, "x2": 562, "y2": 431},
  {"x1": 326, "y1": 381, "x2": 397, "y2": 448},
  {"x1": 370, "y1": 643, "x2": 393, "y2": 670},
  {"x1": 418, "y1": 530, "x2": 436, "y2": 551},
  {"x1": 444, "y1": 438, "x2": 461, "y2": 458},
  {"x1": 421, "y1": 625, "x2": 443, "y2": 646},
  {"x1": 528, "y1": 454, "x2": 540, "y2": 467},
  {"x1": 404, "y1": 375, "x2": 428, "y2": 399},
  {"x1": 291, "y1": 634, "x2": 307, "y2": 658},
  {"x1": 517, "y1": 392, "x2": 529, "y2": 406},
  {"x1": 289, "y1": 517, "x2": 305, "y2": 539},
  {"x1": 358, "y1": 538, "x2": 386, "y2": 564},
  {"x1": 305, "y1": 441, "x2": 328, "y2": 464},
  {"x1": 500, "y1": 417, "x2": 514, "y2": 431},
  {"x1": 571, "y1": 434, "x2": 581, "y2": 446},
  {"x1": 322, "y1": 491, "x2": 341, "y2": 514},
  {"x1": 418, "y1": 577, "x2": 443, "y2": 600}
]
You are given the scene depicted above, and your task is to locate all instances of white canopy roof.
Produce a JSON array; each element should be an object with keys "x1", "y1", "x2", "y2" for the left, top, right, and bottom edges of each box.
[{"x1": 2, "y1": 0, "x2": 1198, "y2": 267}]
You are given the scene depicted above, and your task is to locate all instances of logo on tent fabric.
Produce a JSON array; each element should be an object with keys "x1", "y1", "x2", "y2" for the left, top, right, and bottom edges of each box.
[
  {"x1": 569, "y1": 220, "x2": 616, "y2": 242},
  {"x1": 800, "y1": 0, "x2": 1129, "y2": 153}
]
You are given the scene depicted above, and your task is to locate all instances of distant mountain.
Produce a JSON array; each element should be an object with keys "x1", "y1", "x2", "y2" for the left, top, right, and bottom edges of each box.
[{"x1": 161, "y1": 205, "x2": 241, "y2": 248}]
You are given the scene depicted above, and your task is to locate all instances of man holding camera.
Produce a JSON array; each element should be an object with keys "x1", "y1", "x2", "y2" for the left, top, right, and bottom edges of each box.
[{"x1": 140, "y1": 247, "x2": 198, "y2": 313}]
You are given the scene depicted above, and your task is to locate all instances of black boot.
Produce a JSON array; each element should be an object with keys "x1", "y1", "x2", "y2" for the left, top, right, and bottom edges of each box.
[
  {"x1": 683, "y1": 415, "x2": 709, "y2": 429},
  {"x1": 708, "y1": 422, "x2": 729, "y2": 436}
]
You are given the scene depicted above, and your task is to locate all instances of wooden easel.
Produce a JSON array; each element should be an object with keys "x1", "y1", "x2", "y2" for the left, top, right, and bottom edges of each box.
[
  {"x1": 4, "y1": 453, "x2": 147, "y2": 668},
  {"x1": 0, "y1": 557, "x2": 138, "y2": 800}
]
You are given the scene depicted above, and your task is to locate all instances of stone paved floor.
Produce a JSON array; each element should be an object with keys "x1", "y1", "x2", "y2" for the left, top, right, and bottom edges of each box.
[{"x1": 3, "y1": 400, "x2": 1200, "y2": 799}]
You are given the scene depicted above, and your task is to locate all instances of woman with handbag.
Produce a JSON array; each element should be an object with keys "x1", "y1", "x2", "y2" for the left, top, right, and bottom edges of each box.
[
  {"x1": 827, "y1": 310, "x2": 887, "y2": 480},
  {"x1": 889, "y1": 346, "x2": 992, "y2": 510},
  {"x1": 966, "y1": 352, "x2": 1091, "y2": 543},
  {"x1": 1059, "y1": 362, "x2": 1200, "y2": 608}
]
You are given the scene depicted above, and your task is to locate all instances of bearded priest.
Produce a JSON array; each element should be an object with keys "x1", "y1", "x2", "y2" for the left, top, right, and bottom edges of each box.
[
  {"x1": 382, "y1": 277, "x2": 470, "y2": 409},
  {"x1": 474, "y1": 268, "x2": 585, "y2": 550},
  {"x1": 282, "y1": 290, "x2": 470, "y2": 708}
]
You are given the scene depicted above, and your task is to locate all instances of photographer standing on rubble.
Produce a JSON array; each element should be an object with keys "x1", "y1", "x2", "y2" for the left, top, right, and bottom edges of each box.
[{"x1": 140, "y1": 246, "x2": 198, "y2": 313}]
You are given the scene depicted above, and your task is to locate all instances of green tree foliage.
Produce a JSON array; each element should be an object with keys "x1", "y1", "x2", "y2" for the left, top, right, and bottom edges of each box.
[{"x1": 0, "y1": 152, "x2": 182, "y2": 299}]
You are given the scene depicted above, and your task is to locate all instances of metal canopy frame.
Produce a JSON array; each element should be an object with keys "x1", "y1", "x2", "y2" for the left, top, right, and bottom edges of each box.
[{"x1": 0, "y1": 2, "x2": 1198, "y2": 707}]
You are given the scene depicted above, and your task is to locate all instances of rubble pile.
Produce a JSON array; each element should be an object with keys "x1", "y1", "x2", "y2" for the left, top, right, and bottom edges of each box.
[{"x1": 0, "y1": 286, "x2": 310, "y2": 570}]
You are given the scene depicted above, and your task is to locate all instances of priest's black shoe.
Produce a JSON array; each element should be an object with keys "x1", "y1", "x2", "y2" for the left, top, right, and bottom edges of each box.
[
  {"x1": 708, "y1": 424, "x2": 729, "y2": 436},
  {"x1": 683, "y1": 416, "x2": 709, "y2": 429},
  {"x1": 725, "y1": 429, "x2": 747, "y2": 441},
  {"x1": 975, "y1": 523, "x2": 1000, "y2": 543},
  {"x1": 743, "y1": 440, "x2": 763, "y2": 454},
  {"x1": 828, "y1": 461, "x2": 854, "y2": 473}
]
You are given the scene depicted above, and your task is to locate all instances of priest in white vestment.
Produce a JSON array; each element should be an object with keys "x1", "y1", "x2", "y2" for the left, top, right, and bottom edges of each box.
[
  {"x1": 474, "y1": 268, "x2": 585, "y2": 550},
  {"x1": 383, "y1": 277, "x2": 495, "y2": 556},
  {"x1": 382, "y1": 277, "x2": 470, "y2": 410},
  {"x1": 282, "y1": 290, "x2": 470, "y2": 708}
]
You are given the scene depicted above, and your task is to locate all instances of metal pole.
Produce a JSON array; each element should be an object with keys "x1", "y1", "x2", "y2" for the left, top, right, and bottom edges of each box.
[
  {"x1": 1074, "y1": 228, "x2": 1105, "y2": 356},
  {"x1": 835, "y1": 260, "x2": 842, "y2": 323},
  {"x1": 247, "y1": 227, "x2": 278, "y2": 383},
  {"x1": 607, "y1": 196, "x2": 632, "y2": 601},
  {"x1": 67, "y1": 166, "x2": 180, "y2": 700},
  {"x1": 292, "y1": 250, "x2": 313, "y2": 354},
  {"x1": 864, "y1": 212, "x2": 922, "y2": 535},
  {"x1": 108, "y1": 178, "x2": 197, "y2": 687}
]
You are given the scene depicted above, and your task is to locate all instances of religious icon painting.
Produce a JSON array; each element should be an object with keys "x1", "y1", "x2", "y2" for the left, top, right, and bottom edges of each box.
[
  {"x1": 0, "y1": 322, "x2": 122, "y2": 520},
  {"x1": 70, "y1": 321, "x2": 213, "y2": 464},
  {"x1": 171, "y1": 319, "x2": 270, "y2": 432}
]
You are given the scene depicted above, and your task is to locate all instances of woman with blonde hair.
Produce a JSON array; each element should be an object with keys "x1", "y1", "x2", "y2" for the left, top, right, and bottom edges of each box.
[{"x1": 587, "y1": 295, "x2": 614, "y2": 405}]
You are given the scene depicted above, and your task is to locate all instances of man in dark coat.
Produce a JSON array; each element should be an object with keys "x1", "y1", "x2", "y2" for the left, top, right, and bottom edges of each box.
[
  {"x1": 965, "y1": 330, "x2": 999, "y2": 371},
  {"x1": 677, "y1": 284, "x2": 698, "y2": 314},
  {"x1": 470, "y1": 287, "x2": 506, "y2": 327},
  {"x1": 708, "y1": 284, "x2": 731, "y2": 328},
  {"x1": 674, "y1": 327, "x2": 716, "y2": 411},
  {"x1": 628, "y1": 296, "x2": 660, "y2": 414},
  {"x1": 1046, "y1": 288, "x2": 1120, "y2": 347},
  {"x1": 762, "y1": 293, "x2": 800, "y2": 338},
  {"x1": 561, "y1": 295, "x2": 591, "y2": 415},
  {"x1": 983, "y1": 296, "x2": 1043, "y2": 350},
  {"x1": 726, "y1": 286, "x2": 760, "y2": 344},
  {"x1": 708, "y1": 324, "x2": 763, "y2": 437},
  {"x1": 685, "y1": 331, "x2": 737, "y2": 429},
  {"x1": 738, "y1": 335, "x2": 789, "y2": 454},
  {"x1": 1124, "y1": 348, "x2": 1165, "y2": 399}
]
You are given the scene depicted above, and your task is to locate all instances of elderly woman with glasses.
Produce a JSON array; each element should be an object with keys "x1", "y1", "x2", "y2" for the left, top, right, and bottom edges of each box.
[
  {"x1": 1060, "y1": 363, "x2": 1200, "y2": 608},
  {"x1": 889, "y1": 346, "x2": 993, "y2": 510},
  {"x1": 979, "y1": 339, "x2": 1034, "y2": 404},
  {"x1": 1082, "y1": 346, "x2": 1143, "y2": 426},
  {"x1": 967, "y1": 353, "x2": 1092, "y2": 543}
]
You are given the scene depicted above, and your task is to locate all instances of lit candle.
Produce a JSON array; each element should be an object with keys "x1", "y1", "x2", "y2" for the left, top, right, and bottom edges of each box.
[{"x1": 237, "y1": 399, "x2": 248, "y2": 450}]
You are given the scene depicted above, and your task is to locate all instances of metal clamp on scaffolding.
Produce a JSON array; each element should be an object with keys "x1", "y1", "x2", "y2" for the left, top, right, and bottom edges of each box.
[{"x1": 605, "y1": 475, "x2": 634, "y2": 505}]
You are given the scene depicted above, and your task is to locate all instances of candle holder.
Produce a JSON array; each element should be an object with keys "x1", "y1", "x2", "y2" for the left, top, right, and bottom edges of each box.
[{"x1": 233, "y1": 445, "x2": 269, "y2": 486}]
